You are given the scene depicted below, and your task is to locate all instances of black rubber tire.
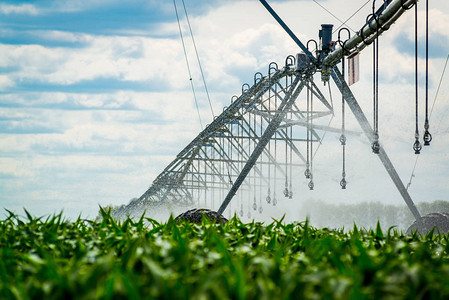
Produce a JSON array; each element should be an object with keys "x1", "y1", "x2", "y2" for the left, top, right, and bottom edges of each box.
[
  {"x1": 406, "y1": 212, "x2": 449, "y2": 235},
  {"x1": 175, "y1": 208, "x2": 228, "y2": 224}
]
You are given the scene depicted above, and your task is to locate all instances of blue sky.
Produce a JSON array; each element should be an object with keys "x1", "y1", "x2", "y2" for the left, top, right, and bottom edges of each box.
[{"x1": 1, "y1": 0, "x2": 448, "y2": 221}]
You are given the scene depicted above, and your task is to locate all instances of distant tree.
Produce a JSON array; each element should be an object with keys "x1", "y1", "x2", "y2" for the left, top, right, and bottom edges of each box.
[
  {"x1": 417, "y1": 200, "x2": 449, "y2": 215},
  {"x1": 300, "y1": 199, "x2": 449, "y2": 231}
]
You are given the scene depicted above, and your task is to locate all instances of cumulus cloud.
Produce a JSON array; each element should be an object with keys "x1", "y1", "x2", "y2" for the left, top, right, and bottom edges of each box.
[
  {"x1": 0, "y1": 35, "x2": 189, "y2": 89},
  {"x1": 0, "y1": 75, "x2": 15, "y2": 90},
  {"x1": 0, "y1": 0, "x2": 448, "y2": 220},
  {"x1": 0, "y1": 4, "x2": 40, "y2": 15}
]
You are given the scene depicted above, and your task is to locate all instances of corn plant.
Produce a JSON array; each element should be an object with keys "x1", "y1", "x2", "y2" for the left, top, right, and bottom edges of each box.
[{"x1": 0, "y1": 208, "x2": 448, "y2": 299}]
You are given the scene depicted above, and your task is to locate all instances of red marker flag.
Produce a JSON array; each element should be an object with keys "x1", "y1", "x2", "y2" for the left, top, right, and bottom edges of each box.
[{"x1": 348, "y1": 51, "x2": 359, "y2": 86}]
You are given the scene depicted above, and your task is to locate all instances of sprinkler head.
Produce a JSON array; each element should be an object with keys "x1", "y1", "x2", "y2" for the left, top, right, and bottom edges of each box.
[
  {"x1": 413, "y1": 139, "x2": 422, "y2": 154},
  {"x1": 304, "y1": 168, "x2": 311, "y2": 179},
  {"x1": 423, "y1": 130, "x2": 432, "y2": 146},
  {"x1": 308, "y1": 180, "x2": 314, "y2": 190},
  {"x1": 340, "y1": 178, "x2": 347, "y2": 189}
]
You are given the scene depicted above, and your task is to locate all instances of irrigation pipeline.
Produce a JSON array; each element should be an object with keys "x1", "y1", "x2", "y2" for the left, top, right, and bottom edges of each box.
[
  {"x1": 119, "y1": 0, "x2": 426, "y2": 222},
  {"x1": 322, "y1": 0, "x2": 418, "y2": 68}
]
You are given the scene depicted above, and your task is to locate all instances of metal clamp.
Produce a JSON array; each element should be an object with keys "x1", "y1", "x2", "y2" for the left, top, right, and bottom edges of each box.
[
  {"x1": 268, "y1": 62, "x2": 278, "y2": 77},
  {"x1": 285, "y1": 55, "x2": 296, "y2": 68},
  {"x1": 337, "y1": 28, "x2": 351, "y2": 56},
  {"x1": 254, "y1": 72, "x2": 263, "y2": 84}
]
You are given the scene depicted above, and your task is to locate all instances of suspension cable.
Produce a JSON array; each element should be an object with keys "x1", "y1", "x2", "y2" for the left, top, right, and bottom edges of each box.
[
  {"x1": 227, "y1": 117, "x2": 233, "y2": 185},
  {"x1": 248, "y1": 102, "x2": 256, "y2": 212},
  {"x1": 372, "y1": 22, "x2": 377, "y2": 150},
  {"x1": 312, "y1": 0, "x2": 355, "y2": 33},
  {"x1": 338, "y1": 28, "x2": 350, "y2": 189},
  {"x1": 204, "y1": 146, "x2": 207, "y2": 207},
  {"x1": 259, "y1": 99, "x2": 264, "y2": 212},
  {"x1": 180, "y1": 0, "x2": 215, "y2": 119},
  {"x1": 211, "y1": 137, "x2": 214, "y2": 209},
  {"x1": 289, "y1": 107, "x2": 293, "y2": 198},
  {"x1": 284, "y1": 75, "x2": 289, "y2": 198},
  {"x1": 305, "y1": 80, "x2": 311, "y2": 180},
  {"x1": 431, "y1": 54, "x2": 449, "y2": 118},
  {"x1": 413, "y1": 3, "x2": 422, "y2": 154},
  {"x1": 423, "y1": 0, "x2": 432, "y2": 146},
  {"x1": 333, "y1": 0, "x2": 371, "y2": 34},
  {"x1": 220, "y1": 125, "x2": 225, "y2": 208},
  {"x1": 309, "y1": 78, "x2": 315, "y2": 190},
  {"x1": 238, "y1": 111, "x2": 243, "y2": 217},
  {"x1": 173, "y1": 0, "x2": 203, "y2": 129},
  {"x1": 309, "y1": 79, "x2": 336, "y2": 159},
  {"x1": 371, "y1": 2, "x2": 380, "y2": 154},
  {"x1": 273, "y1": 77, "x2": 278, "y2": 206},
  {"x1": 406, "y1": 53, "x2": 448, "y2": 190},
  {"x1": 253, "y1": 104, "x2": 257, "y2": 211},
  {"x1": 197, "y1": 146, "x2": 201, "y2": 206},
  {"x1": 267, "y1": 73, "x2": 272, "y2": 204}
]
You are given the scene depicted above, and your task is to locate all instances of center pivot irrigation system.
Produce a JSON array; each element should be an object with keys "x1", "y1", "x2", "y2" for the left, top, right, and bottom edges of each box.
[{"x1": 115, "y1": 0, "x2": 433, "y2": 225}]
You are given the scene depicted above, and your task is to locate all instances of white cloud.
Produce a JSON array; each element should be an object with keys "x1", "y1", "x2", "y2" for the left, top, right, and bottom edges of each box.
[
  {"x1": 1, "y1": 0, "x2": 448, "y2": 221},
  {"x1": 0, "y1": 4, "x2": 40, "y2": 15},
  {"x1": 0, "y1": 75, "x2": 15, "y2": 90},
  {"x1": 0, "y1": 35, "x2": 189, "y2": 87}
]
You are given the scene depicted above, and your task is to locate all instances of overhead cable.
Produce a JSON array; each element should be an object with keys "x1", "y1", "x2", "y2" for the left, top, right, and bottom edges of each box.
[
  {"x1": 173, "y1": 0, "x2": 203, "y2": 129},
  {"x1": 181, "y1": 0, "x2": 215, "y2": 119},
  {"x1": 312, "y1": 0, "x2": 356, "y2": 33},
  {"x1": 333, "y1": 0, "x2": 371, "y2": 34}
]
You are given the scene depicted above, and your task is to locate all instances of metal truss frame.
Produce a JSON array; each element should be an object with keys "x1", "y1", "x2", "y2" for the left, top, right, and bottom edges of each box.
[{"x1": 116, "y1": 0, "x2": 422, "y2": 223}]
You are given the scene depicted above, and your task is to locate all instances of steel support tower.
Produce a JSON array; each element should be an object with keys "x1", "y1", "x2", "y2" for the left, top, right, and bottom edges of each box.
[{"x1": 115, "y1": 0, "x2": 422, "y2": 223}]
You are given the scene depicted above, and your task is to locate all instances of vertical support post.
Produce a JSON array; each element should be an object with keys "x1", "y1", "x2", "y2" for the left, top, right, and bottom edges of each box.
[{"x1": 331, "y1": 67, "x2": 422, "y2": 222}]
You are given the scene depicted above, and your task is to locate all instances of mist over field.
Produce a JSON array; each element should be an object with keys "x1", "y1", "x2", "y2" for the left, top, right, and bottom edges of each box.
[{"x1": 104, "y1": 196, "x2": 449, "y2": 232}]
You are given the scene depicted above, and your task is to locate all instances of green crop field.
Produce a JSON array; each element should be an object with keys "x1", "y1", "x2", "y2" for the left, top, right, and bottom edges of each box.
[{"x1": 1, "y1": 208, "x2": 449, "y2": 299}]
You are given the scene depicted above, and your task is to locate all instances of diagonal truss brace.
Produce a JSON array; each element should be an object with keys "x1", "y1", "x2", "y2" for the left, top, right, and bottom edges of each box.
[
  {"x1": 331, "y1": 67, "x2": 422, "y2": 222},
  {"x1": 218, "y1": 74, "x2": 306, "y2": 214},
  {"x1": 258, "y1": 0, "x2": 422, "y2": 222}
]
